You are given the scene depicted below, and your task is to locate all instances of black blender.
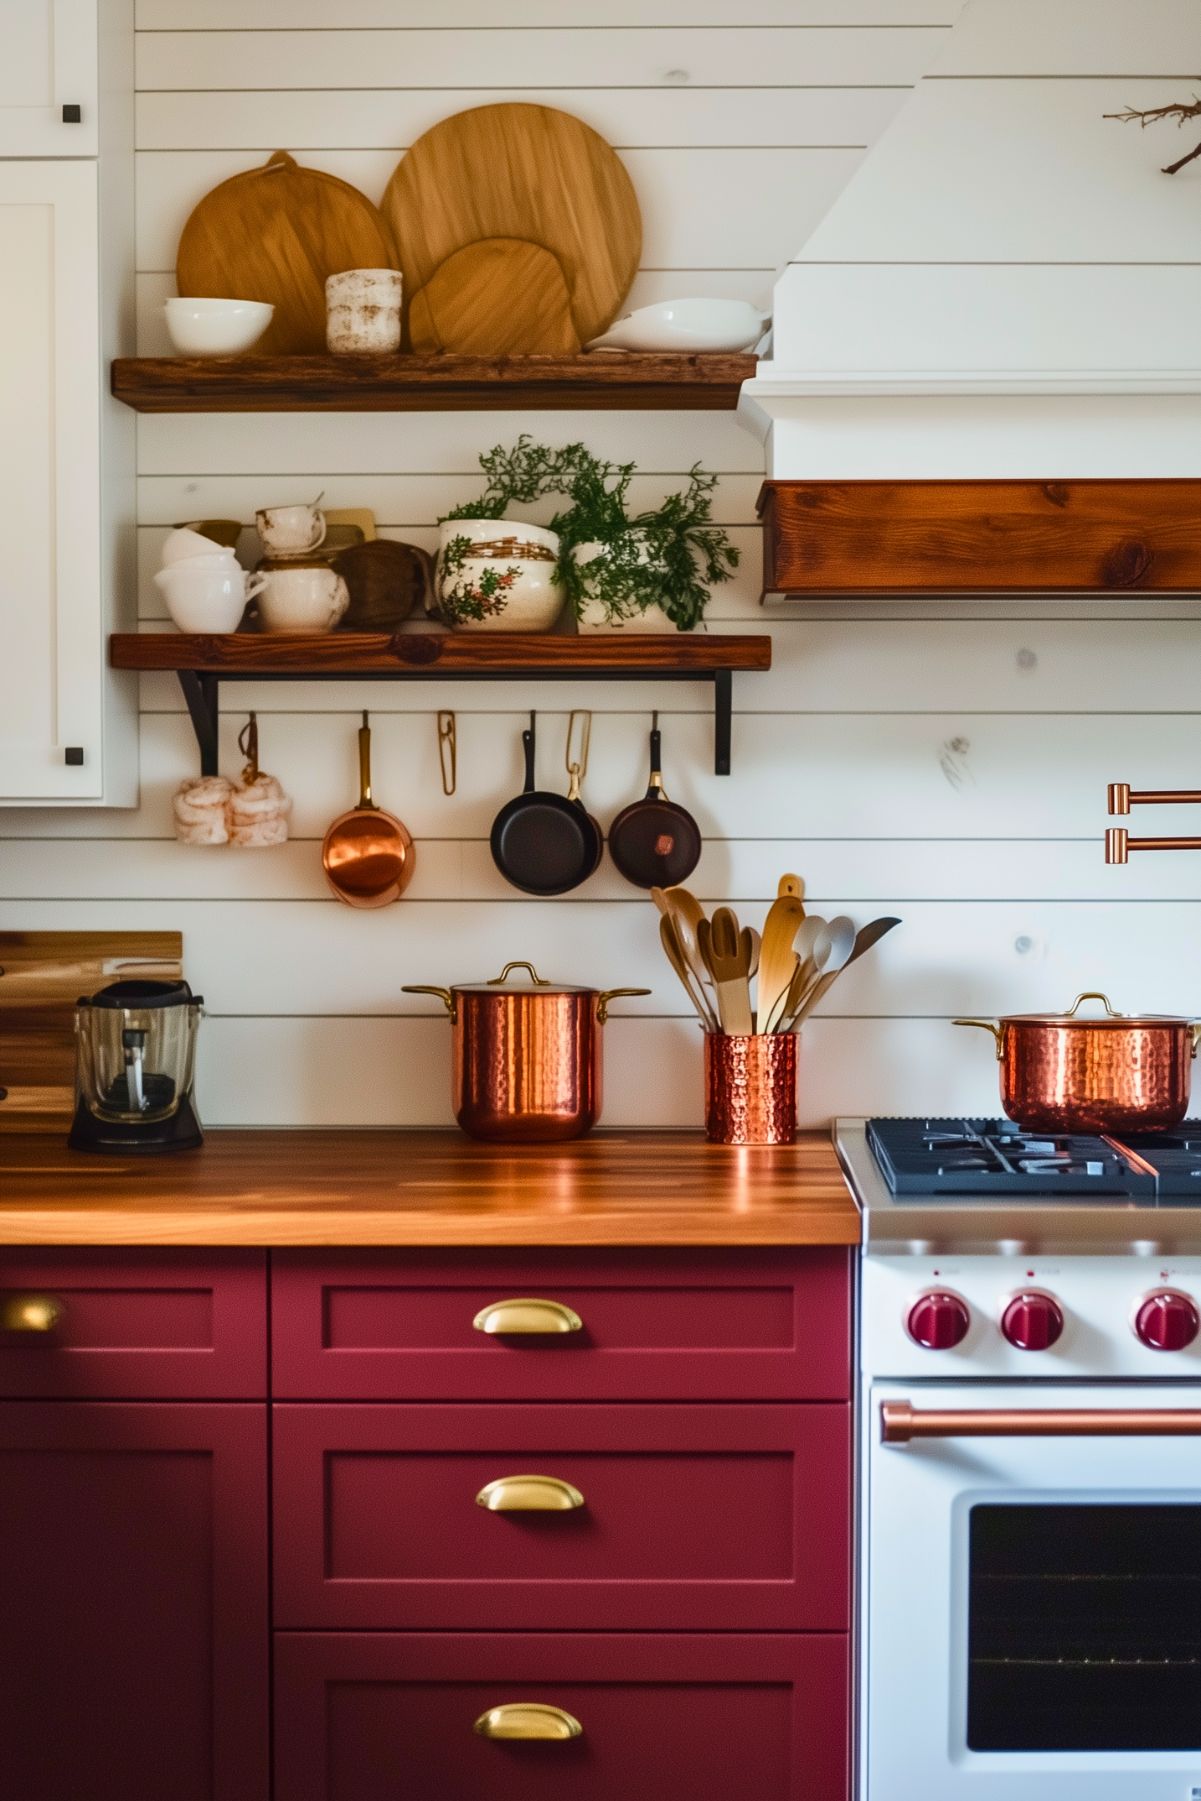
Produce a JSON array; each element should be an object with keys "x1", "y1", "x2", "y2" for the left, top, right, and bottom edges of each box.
[{"x1": 70, "y1": 979, "x2": 204, "y2": 1152}]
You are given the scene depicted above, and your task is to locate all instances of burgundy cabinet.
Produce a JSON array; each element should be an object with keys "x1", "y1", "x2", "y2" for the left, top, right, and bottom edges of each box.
[
  {"x1": 0, "y1": 1400, "x2": 268, "y2": 1799},
  {"x1": 0, "y1": 1249, "x2": 266, "y2": 1397},
  {"x1": 274, "y1": 1631, "x2": 849, "y2": 1801},
  {"x1": 273, "y1": 1400, "x2": 849, "y2": 1630},
  {"x1": 272, "y1": 1248, "x2": 850, "y2": 1401}
]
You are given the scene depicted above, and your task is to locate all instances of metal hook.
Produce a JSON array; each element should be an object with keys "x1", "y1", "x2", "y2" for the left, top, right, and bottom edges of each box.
[
  {"x1": 237, "y1": 712, "x2": 259, "y2": 783},
  {"x1": 565, "y1": 710, "x2": 591, "y2": 783},
  {"x1": 437, "y1": 710, "x2": 457, "y2": 797}
]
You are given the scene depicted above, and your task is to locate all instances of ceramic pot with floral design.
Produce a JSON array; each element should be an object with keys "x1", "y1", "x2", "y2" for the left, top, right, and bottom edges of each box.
[{"x1": 432, "y1": 519, "x2": 565, "y2": 633}]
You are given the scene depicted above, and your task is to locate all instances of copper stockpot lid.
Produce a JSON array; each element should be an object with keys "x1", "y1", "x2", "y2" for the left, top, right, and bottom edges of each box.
[{"x1": 996, "y1": 997, "x2": 1193, "y2": 1027}]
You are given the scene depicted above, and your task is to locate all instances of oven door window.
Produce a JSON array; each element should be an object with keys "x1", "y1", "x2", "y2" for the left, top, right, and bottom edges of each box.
[{"x1": 968, "y1": 1503, "x2": 1201, "y2": 1751}]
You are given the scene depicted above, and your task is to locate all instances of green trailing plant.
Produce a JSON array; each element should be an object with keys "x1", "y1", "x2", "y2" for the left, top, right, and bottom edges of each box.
[
  {"x1": 440, "y1": 434, "x2": 595, "y2": 523},
  {"x1": 554, "y1": 460, "x2": 740, "y2": 633}
]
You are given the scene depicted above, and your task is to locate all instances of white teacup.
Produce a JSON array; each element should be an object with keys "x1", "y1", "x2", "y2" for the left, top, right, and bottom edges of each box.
[
  {"x1": 257, "y1": 563, "x2": 349, "y2": 633},
  {"x1": 256, "y1": 503, "x2": 326, "y2": 555},
  {"x1": 161, "y1": 526, "x2": 232, "y2": 565},
  {"x1": 154, "y1": 562, "x2": 265, "y2": 633}
]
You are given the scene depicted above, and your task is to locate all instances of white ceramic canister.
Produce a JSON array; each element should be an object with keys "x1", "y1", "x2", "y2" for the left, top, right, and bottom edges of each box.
[
  {"x1": 326, "y1": 268, "x2": 403, "y2": 354},
  {"x1": 433, "y1": 519, "x2": 565, "y2": 633},
  {"x1": 571, "y1": 534, "x2": 675, "y2": 632},
  {"x1": 256, "y1": 559, "x2": 350, "y2": 633}
]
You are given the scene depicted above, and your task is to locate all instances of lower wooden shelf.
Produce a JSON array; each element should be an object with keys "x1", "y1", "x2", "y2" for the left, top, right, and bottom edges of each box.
[{"x1": 109, "y1": 631, "x2": 772, "y2": 776}]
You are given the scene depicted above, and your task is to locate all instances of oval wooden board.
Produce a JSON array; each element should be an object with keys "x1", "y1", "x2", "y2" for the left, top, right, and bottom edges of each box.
[
  {"x1": 177, "y1": 150, "x2": 398, "y2": 355},
  {"x1": 383, "y1": 104, "x2": 640, "y2": 348},
  {"x1": 408, "y1": 239, "x2": 580, "y2": 356}
]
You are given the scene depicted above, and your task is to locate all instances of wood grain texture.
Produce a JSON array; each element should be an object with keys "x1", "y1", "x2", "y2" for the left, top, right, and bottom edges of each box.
[
  {"x1": 759, "y1": 480, "x2": 1201, "y2": 595},
  {"x1": 408, "y1": 240, "x2": 581, "y2": 356},
  {"x1": 0, "y1": 934, "x2": 183, "y2": 1133},
  {"x1": 176, "y1": 150, "x2": 397, "y2": 355},
  {"x1": 108, "y1": 631, "x2": 772, "y2": 673},
  {"x1": 0, "y1": 1130, "x2": 859, "y2": 1246},
  {"x1": 383, "y1": 104, "x2": 640, "y2": 347},
  {"x1": 111, "y1": 352, "x2": 755, "y2": 411}
]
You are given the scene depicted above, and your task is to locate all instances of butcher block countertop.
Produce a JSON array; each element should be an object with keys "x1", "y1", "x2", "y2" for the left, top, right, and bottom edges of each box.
[{"x1": 0, "y1": 1130, "x2": 858, "y2": 1247}]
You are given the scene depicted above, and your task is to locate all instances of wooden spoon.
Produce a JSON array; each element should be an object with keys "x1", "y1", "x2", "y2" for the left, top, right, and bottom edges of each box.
[
  {"x1": 652, "y1": 885, "x2": 711, "y2": 996},
  {"x1": 659, "y1": 913, "x2": 718, "y2": 1031},
  {"x1": 757, "y1": 889, "x2": 806, "y2": 1033}
]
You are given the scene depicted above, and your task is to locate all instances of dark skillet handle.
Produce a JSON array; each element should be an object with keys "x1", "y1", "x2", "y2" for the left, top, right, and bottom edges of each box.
[
  {"x1": 521, "y1": 725, "x2": 536, "y2": 796},
  {"x1": 646, "y1": 726, "x2": 666, "y2": 801}
]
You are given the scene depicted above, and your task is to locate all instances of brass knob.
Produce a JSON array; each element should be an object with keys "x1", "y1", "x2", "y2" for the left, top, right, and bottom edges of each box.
[
  {"x1": 472, "y1": 1298, "x2": 582, "y2": 1335},
  {"x1": 0, "y1": 1294, "x2": 64, "y2": 1333},
  {"x1": 473, "y1": 1703, "x2": 583, "y2": 1742},
  {"x1": 476, "y1": 1474, "x2": 585, "y2": 1512}
]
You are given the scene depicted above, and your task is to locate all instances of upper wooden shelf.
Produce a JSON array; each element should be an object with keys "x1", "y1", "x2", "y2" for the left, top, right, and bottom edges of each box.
[{"x1": 110, "y1": 352, "x2": 758, "y2": 413}]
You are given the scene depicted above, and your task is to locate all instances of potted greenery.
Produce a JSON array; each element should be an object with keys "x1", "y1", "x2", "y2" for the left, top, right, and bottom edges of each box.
[
  {"x1": 554, "y1": 460, "x2": 739, "y2": 633},
  {"x1": 433, "y1": 437, "x2": 591, "y2": 633}
]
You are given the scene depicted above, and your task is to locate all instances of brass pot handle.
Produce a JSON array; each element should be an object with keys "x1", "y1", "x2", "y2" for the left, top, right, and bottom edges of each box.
[
  {"x1": 473, "y1": 1298, "x2": 583, "y2": 1335},
  {"x1": 474, "y1": 1703, "x2": 583, "y2": 1742},
  {"x1": 476, "y1": 1474, "x2": 585, "y2": 1512},
  {"x1": 952, "y1": 1018, "x2": 1002, "y2": 1060},
  {"x1": 402, "y1": 984, "x2": 456, "y2": 1022},
  {"x1": 0, "y1": 1294, "x2": 64, "y2": 1333},
  {"x1": 1064, "y1": 991, "x2": 1120, "y2": 1018},
  {"x1": 596, "y1": 987, "x2": 652, "y2": 1025},
  {"x1": 489, "y1": 961, "x2": 552, "y2": 988},
  {"x1": 1191, "y1": 1023, "x2": 1201, "y2": 1060}
]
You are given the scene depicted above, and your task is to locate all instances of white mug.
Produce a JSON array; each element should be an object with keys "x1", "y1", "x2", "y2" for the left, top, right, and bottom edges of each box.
[
  {"x1": 154, "y1": 562, "x2": 265, "y2": 634},
  {"x1": 256, "y1": 503, "x2": 326, "y2": 555},
  {"x1": 257, "y1": 564, "x2": 349, "y2": 633},
  {"x1": 326, "y1": 268, "x2": 402, "y2": 354}
]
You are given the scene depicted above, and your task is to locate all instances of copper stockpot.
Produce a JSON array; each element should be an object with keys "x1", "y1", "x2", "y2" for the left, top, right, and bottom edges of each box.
[
  {"x1": 403, "y1": 961, "x2": 650, "y2": 1142},
  {"x1": 954, "y1": 992, "x2": 1201, "y2": 1133}
]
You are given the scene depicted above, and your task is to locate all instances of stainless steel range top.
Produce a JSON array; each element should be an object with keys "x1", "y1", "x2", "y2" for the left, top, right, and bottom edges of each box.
[{"x1": 835, "y1": 1117, "x2": 1201, "y2": 1254}]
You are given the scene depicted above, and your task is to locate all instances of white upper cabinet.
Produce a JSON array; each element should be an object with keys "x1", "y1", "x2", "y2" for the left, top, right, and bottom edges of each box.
[
  {"x1": 0, "y1": 0, "x2": 99, "y2": 157},
  {"x1": 0, "y1": 160, "x2": 109, "y2": 801}
]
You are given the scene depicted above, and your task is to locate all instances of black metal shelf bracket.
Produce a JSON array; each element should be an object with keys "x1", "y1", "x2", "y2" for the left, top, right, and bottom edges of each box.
[{"x1": 172, "y1": 665, "x2": 736, "y2": 778}]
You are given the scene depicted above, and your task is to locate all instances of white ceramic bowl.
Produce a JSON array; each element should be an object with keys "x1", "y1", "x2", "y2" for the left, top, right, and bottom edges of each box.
[
  {"x1": 586, "y1": 298, "x2": 768, "y2": 354},
  {"x1": 154, "y1": 562, "x2": 264, "y2": 633},
  {"x1": 165, "y1": 297, "x2": 274, "y2": 357},
  {"x1": 160, "y1": 526, "x2": 238, "y2": 565}
]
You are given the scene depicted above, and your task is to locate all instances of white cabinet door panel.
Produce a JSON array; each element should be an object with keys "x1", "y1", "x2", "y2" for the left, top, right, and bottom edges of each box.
[
  {"x1": 0, "y1": 160, "x2": 102, "y2": 799},
  {"x1": 0, "y1": 0, "x2": 98, "y2": 156}
]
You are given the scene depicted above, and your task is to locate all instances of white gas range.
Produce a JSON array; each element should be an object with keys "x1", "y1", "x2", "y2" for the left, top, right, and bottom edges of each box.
[{"x1": 836, "y1": 1117, "x2": 1201, "y2": 1801}]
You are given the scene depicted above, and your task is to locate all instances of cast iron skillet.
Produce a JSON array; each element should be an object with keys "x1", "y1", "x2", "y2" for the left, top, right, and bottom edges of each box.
[
  {"x1": 608, "y1": 722, "x2": 701, "y2": 890},
  {"x1": 490, "y1": 714, "x2": 603, "y2": 895}
]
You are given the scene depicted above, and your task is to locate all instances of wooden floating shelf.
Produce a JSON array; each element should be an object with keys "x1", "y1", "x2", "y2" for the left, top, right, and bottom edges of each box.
[
  {"x1": 110, "y1": 352, "x2": 758, "y2": 413},
  {"x1": 110, "y1": 631, "x2": 772, "y2": 777}
]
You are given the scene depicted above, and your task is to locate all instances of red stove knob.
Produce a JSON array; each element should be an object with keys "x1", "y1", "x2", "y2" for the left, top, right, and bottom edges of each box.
[
  {"x1": 1134, "y1": 1290, "x2": 1200, "y2": 1352},
  {"x1": 1001, "y1": 1291, "x2": 1064, "y2": 1352},
  {"x1": 906, "y1": 1290, "x2": 970, "y2": 1351}
]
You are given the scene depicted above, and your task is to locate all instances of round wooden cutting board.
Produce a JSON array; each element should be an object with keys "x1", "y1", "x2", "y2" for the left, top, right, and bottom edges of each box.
[
  {"x1": 383, "y1": 104, "x2": 641, "y2": 350},
  {"x1": 176, "y1": 151, "x2": 398, "y2": 355},
  {"x1": 408, "y1": 239, "x2": 580, "y2": 355}
]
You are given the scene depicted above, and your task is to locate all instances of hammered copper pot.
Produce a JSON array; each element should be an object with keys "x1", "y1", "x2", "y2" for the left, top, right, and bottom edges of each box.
[
  {"x1": 954, "y1": 991, "x2": 1201, "y2": 1133},
  {"x1": 403, "y1": 961, "x2": 649, "y2": 1142}
]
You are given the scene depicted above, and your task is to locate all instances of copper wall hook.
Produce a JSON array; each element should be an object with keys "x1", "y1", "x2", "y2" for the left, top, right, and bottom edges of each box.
[
  {"x1": 1106, "y1": 827, "x2": 1201, "y2": 864},
  {"x1": 1109, "y1": 781, "x2": 1201, "y2": 815},
  {"x1": 437, "y1": 711, "x2": 457, "y2": 796}
]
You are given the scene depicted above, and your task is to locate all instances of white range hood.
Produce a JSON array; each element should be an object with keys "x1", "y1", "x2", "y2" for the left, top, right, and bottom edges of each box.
[{"x1": 740, "y1": 0, "x2": 1201, "y2": 481}]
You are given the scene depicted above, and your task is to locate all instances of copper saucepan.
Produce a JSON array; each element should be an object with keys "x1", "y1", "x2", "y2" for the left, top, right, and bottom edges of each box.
[
  {"x1": 403, "y1": 961, "x2": 649, "y2": 1142},
  {"x1": 955, "y1": 991, "x2": 1201, "y2": 1133},
  {"x1": 322, "y1": 711, "x2": 415, "y2": 907}
]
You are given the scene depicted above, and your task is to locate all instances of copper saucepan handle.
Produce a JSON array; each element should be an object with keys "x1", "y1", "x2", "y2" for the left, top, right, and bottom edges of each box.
[
  {"x1": 882, "y1": 1400, "x2": 1201, "y2": 1444},
  {"x1": 357, "y1": 711, "x2": 377, "y2": 810},
  {"x1": 596, "y1": 988, "x2": 652, "y2": 1025},
  {"x1": 952, "y1": 1018, "x2": 1002, "y2": 1059},
  {"x1": 403, "y1": 984, "x2": 456, "y2": 1020}
]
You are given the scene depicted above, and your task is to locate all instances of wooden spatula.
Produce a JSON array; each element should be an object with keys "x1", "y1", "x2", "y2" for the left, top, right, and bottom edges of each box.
[
  {"x1": 757, "y1": 890, "x2": 806, "y2": 1032},
  {"x1": 699, "y1": 908, "x2": 754, "y2": 1036}
]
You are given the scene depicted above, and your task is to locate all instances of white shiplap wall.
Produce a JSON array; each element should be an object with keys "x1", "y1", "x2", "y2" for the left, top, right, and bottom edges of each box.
[{"x1": 5, "y1": 0, "x2": 1200, "y2": 1130}]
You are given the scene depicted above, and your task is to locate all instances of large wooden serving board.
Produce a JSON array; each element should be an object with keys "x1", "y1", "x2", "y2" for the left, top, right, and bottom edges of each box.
[
  {"x1": 0, "y1": 933, "x2": 183, "y2": 1133},
  {"x1": 383, "y1": 104, "x2": 640, "y2": 350},
  {"x1": 177, "y1": 151, "x2": 397, "y2": 355}
]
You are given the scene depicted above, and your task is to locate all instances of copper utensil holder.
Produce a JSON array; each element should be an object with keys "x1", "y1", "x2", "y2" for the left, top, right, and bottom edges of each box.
[{"x1": 704, "y1": 1031, "x2": 797, "y2": 1145}]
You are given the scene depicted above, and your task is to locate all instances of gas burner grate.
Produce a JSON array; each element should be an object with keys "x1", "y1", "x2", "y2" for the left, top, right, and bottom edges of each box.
[{"x1": 867, "y1": 1118, "x2": 1156, "y2": 1197}]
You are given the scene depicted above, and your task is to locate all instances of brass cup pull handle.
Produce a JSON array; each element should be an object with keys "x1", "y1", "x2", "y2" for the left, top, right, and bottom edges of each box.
[
  {"x1": 596, "y1": 987, "x2": 652, "y2": 1025},
  {"x1": 473, "y1": 1298, "x2": 583, "y2": 1336},
  {"x1": 882, "y1": 1399, "x2": 1201, "y2": 1444},
  {"x1": 474, "y1": 1703, "x2": 583, "y2": 1742},
  {"x1": 0, "y1": 1294, "x2": 64, "y2": 1333},
  {"x1": 476, "y1": 1474, "x2": 585, "y2": 1512},
  {"x1": 952, "y1": 1018, "x2": 1002, "y2": 1061}
]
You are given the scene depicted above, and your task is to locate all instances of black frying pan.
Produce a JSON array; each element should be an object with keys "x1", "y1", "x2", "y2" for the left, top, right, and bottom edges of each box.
[
  {"x1": 608, "y1": 722, "x2": 701, "y2": 890},
  {"x1": 490, "y1": 714, "x2": 603, "y2": 896}
]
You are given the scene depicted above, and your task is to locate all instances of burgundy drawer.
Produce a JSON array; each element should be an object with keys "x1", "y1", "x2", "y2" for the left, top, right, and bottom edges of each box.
[
  {"x1": 271, "y1": 1249, "x2": 850, "y2": 1401},
  {"x1": 0, "y1": 1250, "x2": 266, "y2": 1398},
  {"x1": 275, "y1": 1631, "x2": 849, "y2": 1801},
  {"x1": 273, "y1": 1401, "x2": 849, "y2": 1631}
]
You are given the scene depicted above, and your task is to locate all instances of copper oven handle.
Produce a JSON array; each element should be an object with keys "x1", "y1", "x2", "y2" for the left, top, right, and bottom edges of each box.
[{"x1": 882, "y1": 1400, "x2": 1201, "y2": 1444}]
